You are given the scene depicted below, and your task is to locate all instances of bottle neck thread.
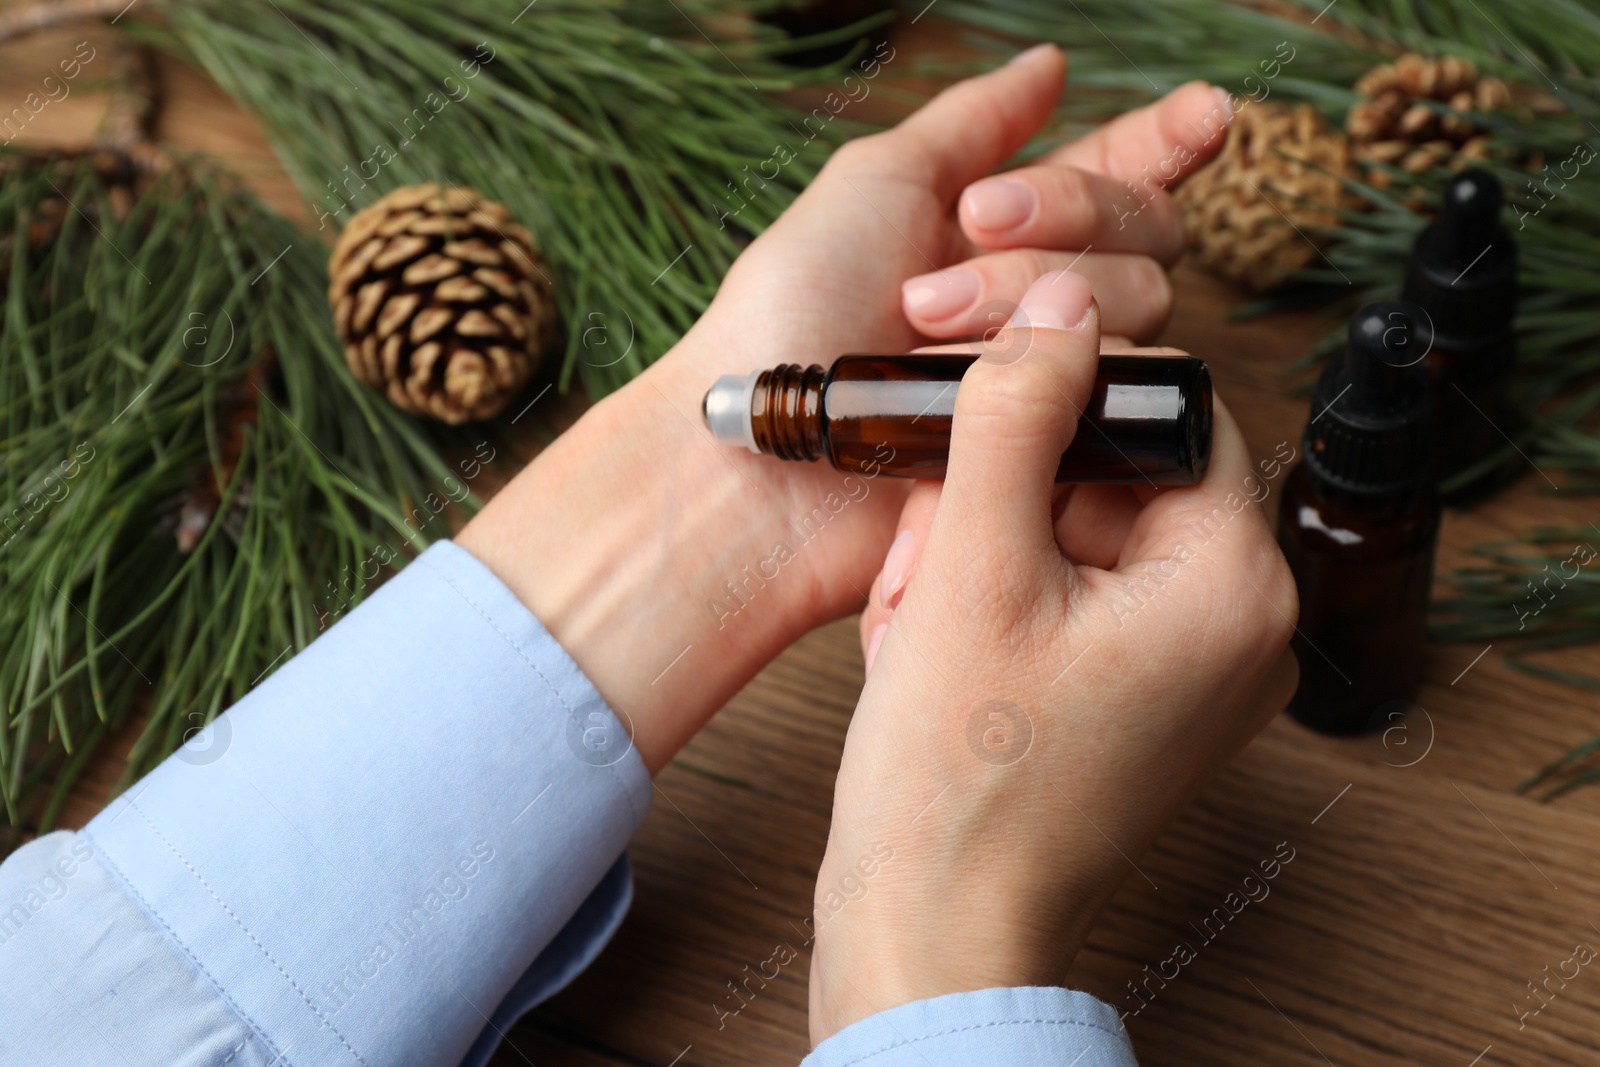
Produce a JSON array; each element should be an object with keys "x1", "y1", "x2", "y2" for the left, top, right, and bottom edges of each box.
[{"x1": 751, "y1": 363, "x2": 826, "y2": 461}]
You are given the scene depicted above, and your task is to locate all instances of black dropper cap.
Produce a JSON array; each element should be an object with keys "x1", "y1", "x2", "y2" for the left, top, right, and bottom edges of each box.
[
  {"x1": 1304, "y1": 301, "x2": 1434, "y2": 495},
  {"x1": 1402, "y1": 168, "x2": 1517, "y2": 360}
]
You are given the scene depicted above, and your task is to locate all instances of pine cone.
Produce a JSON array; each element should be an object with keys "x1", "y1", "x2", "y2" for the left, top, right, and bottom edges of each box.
[
  {"x1": 1175, "y1": 102, "x2": 1356, "y2": 292},
  {"x1": 1346, "y1": 53, "x2": 1512, "y2": 183},
  {"x1": 328, "y1": 183, "x2": 554, "y2": 424}
]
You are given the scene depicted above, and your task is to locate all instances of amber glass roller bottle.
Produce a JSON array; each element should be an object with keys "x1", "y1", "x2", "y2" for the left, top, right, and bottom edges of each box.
[{"x1": 702, "y1": 354, "x2": 1212, "y2": 486}]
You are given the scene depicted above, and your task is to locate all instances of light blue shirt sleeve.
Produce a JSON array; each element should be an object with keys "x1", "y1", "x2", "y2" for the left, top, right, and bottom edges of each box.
[
  {"x1": 0, "y1": 539, "x2": 1139, "y2": 1067},
  {"x1": 0, "y1": 540, "x2": 650, "y2": 1067},
  {"x1": 801, "y1": 987, "x2": 1138, "y2": 1067}
]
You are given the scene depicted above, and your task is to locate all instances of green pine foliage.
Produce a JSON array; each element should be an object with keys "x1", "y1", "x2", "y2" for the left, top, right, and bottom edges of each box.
[
  {"x1": 0, "y1": 153, "x2": 465, "y2": 845},
  {"x1": 1432, "y1": 527, "x2": 1600, "y2": 652},
  {"x1": 1431, "y1": 525, "x2": 1600, "y2": 797},
  {"x1": 142, "y1": 0, "x2": 856, "y2": 397},
  {"x1": 949, "y1": 0, "x2": 1600, "y2": 791},
  {"x1": 947, "y1": 0, "x2": 1600, "y2": 483},
  {"x1": 946, "y1": 0, "x2": 1600, "y2": 107},
  {"x1": 1, "y1": 0, "x2": 876, "y2": 849},
  {"x1": 944, "y1": 0, "x2": 1376, "y2": 111}
]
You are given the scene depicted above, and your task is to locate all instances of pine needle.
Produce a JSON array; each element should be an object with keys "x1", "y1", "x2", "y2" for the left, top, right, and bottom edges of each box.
[
  {"x1": 0, "y1": 152, "x2": 468, "y2": 848},
  {"x1": 139, "y1": 0, "x2": 858, "y2": 398},
  {"x1": 948, "y1": 0, "x2": 1600, "y2": 793},
  {"x1": 946, "y1": 0, "x2": 1600, "y2": 479},
  {"x1": 1431, "y1": 527, "x2": 1600, "y2": 798}
]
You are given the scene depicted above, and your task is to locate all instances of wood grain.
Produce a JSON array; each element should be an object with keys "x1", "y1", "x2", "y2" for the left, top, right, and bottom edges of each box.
[
  {"x1": 508, "y1": 269, "x2": 1600, "y2": 1067},
  {"x1": 4, "y1": 11, "x2": 1600, "y2": 1067}
]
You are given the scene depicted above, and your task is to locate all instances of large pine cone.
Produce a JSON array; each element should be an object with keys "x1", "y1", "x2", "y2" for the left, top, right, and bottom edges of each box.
[
  {"x1": 1346, "y1": 53, "x2": 1511, "y2": 181},
  {"x1": 1176, "y1": 102, "x2": 1356, "y2": 292},
  {"x1": 328, "y1": 184, "x2": 553, "y2": 424}
]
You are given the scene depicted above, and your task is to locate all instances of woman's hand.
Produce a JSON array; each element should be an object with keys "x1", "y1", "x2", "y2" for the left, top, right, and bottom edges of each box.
[
  {"x1": 459, "y1": 46, "x2": 1236, "y2": 774},
  {"x1": 808, "y1": 271, "x2": 1299, "y2": 1041}
]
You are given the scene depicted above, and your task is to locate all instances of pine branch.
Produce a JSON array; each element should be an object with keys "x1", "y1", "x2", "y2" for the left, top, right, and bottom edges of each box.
[
  {"x1": 0, "y1": 151, "x2": 469, "y2": 849},
  {"x1": 1431, "y1": 528, "x2": 1600, "y2": 797},
  {"x1": 947, "y1": 0, "x2": 1600, "y2": 793},
  {"x1": 137, "y1": 0, "x2": 860, "y2": 398},
  {"x1": 948, "y1": 0, "x2": 1600, "y2": 483}
]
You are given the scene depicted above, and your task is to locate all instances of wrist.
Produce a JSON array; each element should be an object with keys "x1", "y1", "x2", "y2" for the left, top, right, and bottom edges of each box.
[
  {"x1": 455, "y1": 349, "x2": 835, "y2": 773},
  {"x1": 809, "y1": 765, "x2": 1124, "y2": 1041},
  {"x1": 812, "y1": 900, "x2": 1099, "y2": 1043}
]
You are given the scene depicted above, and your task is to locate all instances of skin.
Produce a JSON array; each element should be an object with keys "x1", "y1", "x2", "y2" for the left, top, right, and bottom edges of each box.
[
  {"x1": 453, "y1": 43, "x2": 1296, "y2": 1046},
  {"x1": 815, "y1": 274, "x2": 1297, "y2": 1042},
  {"x1": 458, "y1": 45, "x2": 1235, "y2": 773}
]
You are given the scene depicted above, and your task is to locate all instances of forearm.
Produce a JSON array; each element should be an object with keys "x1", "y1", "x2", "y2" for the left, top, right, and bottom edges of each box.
[
  {"x1": 458, "y1": 349, "x2": 888, "y2": 773},
  {"x1": 3, "y1": 543, "x2": 649, "y2": 1067}
]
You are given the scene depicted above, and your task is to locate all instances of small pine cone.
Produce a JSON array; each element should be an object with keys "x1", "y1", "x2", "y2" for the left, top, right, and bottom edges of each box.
[
  {"x1": 1393, "y1": 53, "x2": 1431, "y2": 96},
  {"x1": 1401, "y1": 141, "x2": 1454, "y2": 173},
  {"x1": 1175, "y1": 102, "x2": 1356, "y2": 292},
  {"x1": 1354, "y1": 63, "x2": 1403, "y2": 97},
  {"x1": 1397, "y1": 101, "x2": 1439, "y2": 140},
  {"x1": 1436, "y1": 55, "x2": 1478, "y2": 98},
  {"x1": 1346, "y1": 52, "x2": 1526, "y2": 179},
  {"x1": 1347, "y1": 93, "x2": 1404, "y2": 141},
  {"x1": 1388, "y1": 52, "x2": 1478, "y2": 98},
  {"x1": 1475, "y1": 76, "x2": 1512, "y2": 111},
  {"x1": 327, "y1": 183, "x2": 554, "y2": 424},
  {"x1": 1362, "y1": 139, "x2": 1411, "y2": 165},
  {"x1": 1440, "y1": 91, "x2": 1477, "y2": 140},
  {"x1": 1347, "y1": 54, "x2": 1573, "y2": 208}
]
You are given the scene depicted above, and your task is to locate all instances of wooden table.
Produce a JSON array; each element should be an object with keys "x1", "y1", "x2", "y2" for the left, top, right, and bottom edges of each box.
[{"x1": 7, "y1": 13, "x2": 1600, "y2": 1067}]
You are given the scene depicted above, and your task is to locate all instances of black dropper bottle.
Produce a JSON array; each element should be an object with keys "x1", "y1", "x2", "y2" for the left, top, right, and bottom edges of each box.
[
  {"x1": 1279, "y1": 301, "x2": 1441, "y2": 735},
  {"x1": 1402, "y1": 167, "x2": 1519, "y2": 501}
]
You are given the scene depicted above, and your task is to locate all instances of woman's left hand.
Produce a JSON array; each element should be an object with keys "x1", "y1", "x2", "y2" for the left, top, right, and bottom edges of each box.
[{"x1": 459, "y1": 45, "x2": 1235, "y2": 773}]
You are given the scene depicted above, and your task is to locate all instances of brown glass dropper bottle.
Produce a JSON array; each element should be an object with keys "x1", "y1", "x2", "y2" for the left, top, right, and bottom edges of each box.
[
  {"x1": 1279, "y1": 301, "x2": 1441, "y2": 735},
  {"x1": 1401, "y1": 167, "x2": 1519, "y2": 501},
  {"x1": 702, "y1": 354, "x2": 1212, "y2": 485}
]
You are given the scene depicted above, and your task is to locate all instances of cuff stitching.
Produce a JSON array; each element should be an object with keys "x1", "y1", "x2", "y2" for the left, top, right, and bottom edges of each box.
[
  {"x1": 82, "y1": 830, "x2": 288, "y2": 1067},
  {"x1": 828, "y1": 1017, "x2": 1125, "y2": 1067},
  {"x1": 417, "y1": 550, "x2": 647, "y2": 826},
  {"x1": 122, "y1": 802, "x2": 370, "y2": 1066}
]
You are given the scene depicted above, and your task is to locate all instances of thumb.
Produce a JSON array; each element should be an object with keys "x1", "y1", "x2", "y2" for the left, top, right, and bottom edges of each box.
[{"x1": 935, "y1": 270, "x2": 1100, "y2": 555}]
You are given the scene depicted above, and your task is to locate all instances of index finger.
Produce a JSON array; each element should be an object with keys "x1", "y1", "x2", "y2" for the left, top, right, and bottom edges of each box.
[
  {"x1": 1046, "y1": 81, "x2": 1234, "y2": 186},
  {"x1": 872, "y1": 43, "x2": 1067, "y2": 203}
]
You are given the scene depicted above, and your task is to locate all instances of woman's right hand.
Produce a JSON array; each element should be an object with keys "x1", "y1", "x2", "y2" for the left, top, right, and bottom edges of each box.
[
  {"x1": 459, "y1": 48, "x2": 1235, "y2": 775},
  {"x1": 809, "y1": 271, "x2": 1300, "y2": 1042}
]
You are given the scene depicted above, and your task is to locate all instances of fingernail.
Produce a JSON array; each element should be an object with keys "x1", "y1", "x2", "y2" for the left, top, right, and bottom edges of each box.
[
  {"x1": 880, "y1": 529, "x2": 916, "y2": 609},
  {"x1": 1009, "y1": 270, "x2": 1094, "y2": 330},
  {"x1": 1006, "y1": 42, "x2": 1055, "y2": 68},
  {"x1": 961, "y1": 177, "x2": 1037, "y2": 232},
  {"x1": 903, "y1": 267, "x2": 980, "y2": 322},
  {"x1": 1211, "y1": 85, "x2": 1236, "y2": 123},
  {"x1": 864, "y1": 623, "x2": 887, "y2": 674}
]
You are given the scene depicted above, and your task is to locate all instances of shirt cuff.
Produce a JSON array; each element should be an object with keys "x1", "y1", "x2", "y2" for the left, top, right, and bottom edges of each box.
[
  {"x1": 801, "y1": 987, "x2": 1137, "y2": 1067},
  {"x1": 83, "y1": 540, "x2": 652, "y2": 1067}
]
